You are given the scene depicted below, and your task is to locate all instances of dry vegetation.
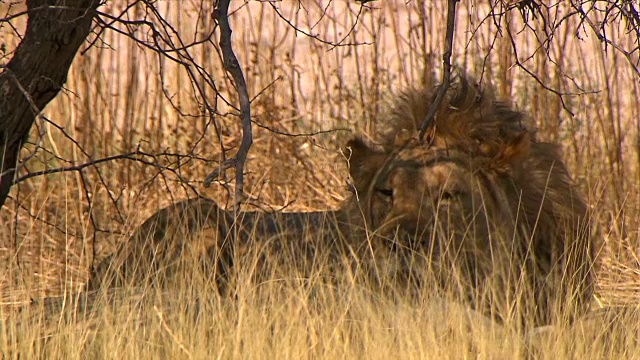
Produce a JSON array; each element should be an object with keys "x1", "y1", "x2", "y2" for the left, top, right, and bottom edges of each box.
[{"x1": 1, "y1": 1, "x2": 640, "y2": 358}]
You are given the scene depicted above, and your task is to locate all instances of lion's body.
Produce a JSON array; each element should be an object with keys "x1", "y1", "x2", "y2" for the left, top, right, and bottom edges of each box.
[
  {"x1": 90, "y1": 199, "x2": 358, "y2": 291},
  {"x1": 92, "y1": 74, "x2": 594, "y2": 326}
]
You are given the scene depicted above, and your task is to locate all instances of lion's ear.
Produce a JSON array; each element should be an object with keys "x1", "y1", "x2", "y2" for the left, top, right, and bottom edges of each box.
[
  {"x1": 491, "y1": 132, "x2": 531, "y2": 173},
  {"x1": 345, "y1": 138, "x2": 387, "y2": 192}
]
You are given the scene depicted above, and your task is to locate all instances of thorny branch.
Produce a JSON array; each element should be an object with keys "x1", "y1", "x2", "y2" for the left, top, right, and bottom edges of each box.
[
  {"x1": 570, "y1": 0, "x2": 640, "y2": 79},
  {"x1": 477, "y1": 1, "x2": 640, "y2": 102},
  {"x1": 419, "y1": 0, "x2": 459, "y2": 139},
  {"x1": 204, "y1": 0, "x2": 253, "y2": 209}
]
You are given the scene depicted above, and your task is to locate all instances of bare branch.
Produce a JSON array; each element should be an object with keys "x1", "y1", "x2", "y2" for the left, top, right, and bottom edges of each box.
[
  {"x1": 267, "y1": 1, "x2": 371, "y2": 48},
  {"x1": 13, "y1": 149, "x2": 196, "y2": 187},
  {"x1": 205, "y1": 0, "x2": 253, "y2": 208},
  {"x1": 570, "y1": 0, "x2": 640, "y2": 79},
  {"x1": 419, "y1": 0, "x2": 459, "y2": 139}
]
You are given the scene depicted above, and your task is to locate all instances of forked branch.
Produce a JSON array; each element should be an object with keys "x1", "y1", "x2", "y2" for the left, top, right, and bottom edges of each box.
[
  {"x1": 419, "y1": 0, "x2": 459, "y2": 139},
  {"x1": 204, "y1": 0, "x2": 253, "y2": 207}
]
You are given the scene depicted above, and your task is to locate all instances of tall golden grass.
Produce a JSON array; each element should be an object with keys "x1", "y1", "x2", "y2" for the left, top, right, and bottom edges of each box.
[{"x1": 1, "y1": 1, "x2": 640, "y2": 358}]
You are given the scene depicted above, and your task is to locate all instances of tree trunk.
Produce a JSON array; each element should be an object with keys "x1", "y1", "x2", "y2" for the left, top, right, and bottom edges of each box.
[{"x1": 0, "y1": 0, "x2": 99, "y2": 208}]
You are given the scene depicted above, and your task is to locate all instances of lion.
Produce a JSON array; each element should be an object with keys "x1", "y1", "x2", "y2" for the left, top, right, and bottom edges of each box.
[{"x1": 91, "y1": 74, "x2": 594, "y2": 326}]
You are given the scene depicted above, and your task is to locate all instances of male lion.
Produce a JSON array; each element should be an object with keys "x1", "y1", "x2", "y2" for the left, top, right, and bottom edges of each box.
[{"x1": 91, "y1": 74, "x2": 593, "y2": 326}]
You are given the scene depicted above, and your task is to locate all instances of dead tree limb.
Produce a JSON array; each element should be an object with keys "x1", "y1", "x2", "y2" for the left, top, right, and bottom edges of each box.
[
  {"x1": 205, "y1": 0, "x2": 253, "y2": 209},
  {"x1": 419, "y1": 0, "x2": 459, "y2": 139}
]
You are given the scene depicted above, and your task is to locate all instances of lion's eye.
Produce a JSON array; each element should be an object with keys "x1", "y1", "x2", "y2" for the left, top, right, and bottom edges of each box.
[
  {"x1": 377, "y1": 188, "x2": 394, "y2": 198},
  {"x1": 439, "y1": 190, "x2": 462, "y2": 202}
]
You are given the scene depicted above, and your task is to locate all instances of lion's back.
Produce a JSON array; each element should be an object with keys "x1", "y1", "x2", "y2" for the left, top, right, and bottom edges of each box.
[{"x1": 89, "y1": 198, "x2": 349, "y2": 290}]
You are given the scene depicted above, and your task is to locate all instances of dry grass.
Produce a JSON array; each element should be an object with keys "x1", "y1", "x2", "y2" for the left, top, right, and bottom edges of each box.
[
  {"x1": 1, "y1": 0, "x2": 640, "y2": 358},
  {"x1": 5, "y1": 239, "x2": 640, "y2": 359}
]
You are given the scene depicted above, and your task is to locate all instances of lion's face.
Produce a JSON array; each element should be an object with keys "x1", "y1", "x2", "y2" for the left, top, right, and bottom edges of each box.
[{"x1": 346, "y1": 136, "x2": 527, "y2": 248}]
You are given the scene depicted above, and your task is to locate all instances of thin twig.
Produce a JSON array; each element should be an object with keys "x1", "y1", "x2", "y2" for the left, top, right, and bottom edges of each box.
[
  {"x1": 267, "y1": 2, "x2": 370, "y2": 48},
  {"x1": 252, "y1": 119, "x2": 350, "y2": 138},
  {"x1": 206, "y1": 1, "x2": 253, "y2": 209},
  {"x1": 419, "y1": 0, "x2": 459, "y2": 139}
]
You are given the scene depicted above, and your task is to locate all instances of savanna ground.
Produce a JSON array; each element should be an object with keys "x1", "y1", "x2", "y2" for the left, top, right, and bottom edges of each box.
[{"x1": 1, "y1": 1, "x2": 640, "y2": 358}]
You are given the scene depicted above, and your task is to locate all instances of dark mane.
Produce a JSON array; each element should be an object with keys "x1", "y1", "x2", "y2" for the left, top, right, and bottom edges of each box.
[{"x1": 380, "y1": 75, "x2": 531, "y2": 161}]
